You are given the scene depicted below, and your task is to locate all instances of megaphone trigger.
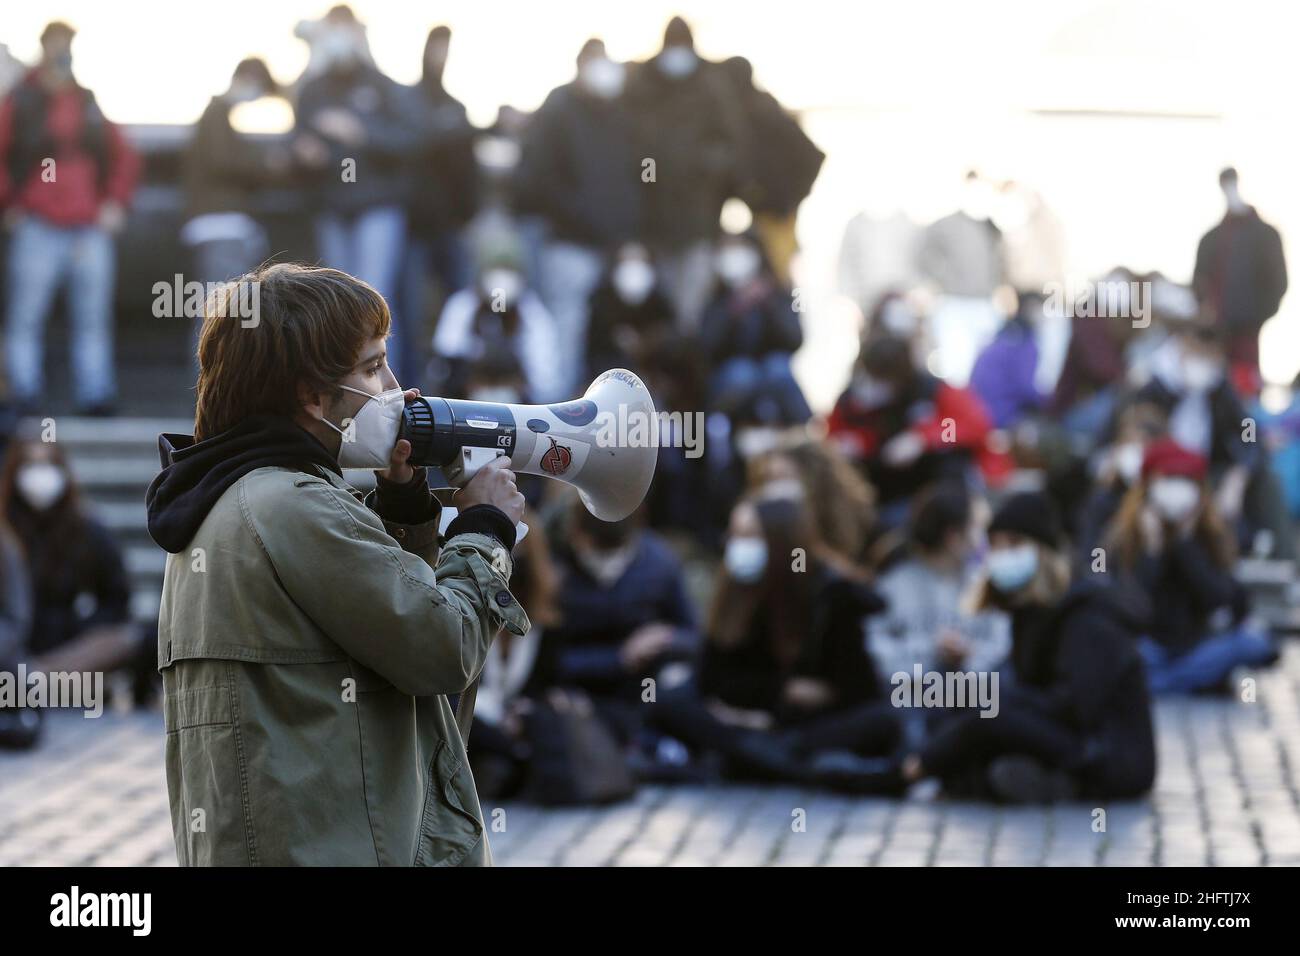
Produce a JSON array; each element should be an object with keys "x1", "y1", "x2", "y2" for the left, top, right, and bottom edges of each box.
[{"x1": 444, "y1": 445, "x2": 509, "y2": 488}]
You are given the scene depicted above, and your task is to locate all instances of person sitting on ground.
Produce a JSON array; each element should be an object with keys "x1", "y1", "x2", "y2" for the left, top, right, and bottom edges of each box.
[
  {"x1": 541, "y1": 497, "x2": 700, "y2": 750},
  {"x1": 866, "y1": 483, "x2": 1010, "y2": 748},
  {"x1": 749, "y1": 438, "x2": 878, "y2": 579},
  {"x1": 826, "y1": 334, "x2": 997, "y2": 527},
  {"x1": 1129, "y1": 316, "x2": 1294, "y2": 560},
  {"x1": 1104, "y1": 437, "x2": 1278, "y2": 694},
  {"x1": 889, "y1": 492, "x2": 1157, "y2": 803},
  {"x1": 652, "y1": 492, "x2": 901, "y2": 790},
  {"x1": 0, "y1": 436, "x2": 141, "y2": 682},
  {"x1": 698, "y1": 231, "x2": 811, "y2": 426}
]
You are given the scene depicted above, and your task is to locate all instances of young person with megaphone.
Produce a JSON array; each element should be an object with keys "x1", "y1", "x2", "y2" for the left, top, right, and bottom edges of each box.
[{"x1": 145, "y1": 263, "x2": 535, "y2": 865}]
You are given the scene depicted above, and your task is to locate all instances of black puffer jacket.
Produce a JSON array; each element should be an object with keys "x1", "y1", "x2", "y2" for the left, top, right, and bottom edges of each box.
[{"x1": 1008, "y1": 579, "x2": 1156, "y2": 797}]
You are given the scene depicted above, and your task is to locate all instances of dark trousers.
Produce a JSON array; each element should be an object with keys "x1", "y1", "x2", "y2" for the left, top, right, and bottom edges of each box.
[
  {"x1": 920, "y1": 700, "x2": 1084, "y2": 785},
  {"x1": 918, "y1": 696, "x2": 1156, "y2": 799},
  {"x1": 652, "y1": 682, "x2": 902, "y2": 782}
]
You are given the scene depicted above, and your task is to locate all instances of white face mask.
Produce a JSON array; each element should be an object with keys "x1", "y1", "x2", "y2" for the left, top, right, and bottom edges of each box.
[
  {"x1": 987, "y1": 544, "x2": 1038, "y2": 593},
  {"x1": 317, "y1": 27, "x2": 365, "y2": 70},
  {"x1": 580, "y1": 58, "x2": 626, "y2": 99},
  {"x1": 1149, "y1": 477, "x2": 1200, "y2": 523},
  {"x1": 318, "y1": 384, "x2": 406, "y2": 469},
  {"x1": 725, "y1": 536, "x2": 767, "y2": 583},
  {"x1": 1182, "y1": 355, "x2": 1222, "y2": 392},
  {"x1": 880, "y1": 299, "x2": 919, "y2": 336},
  {"x1": 613, "y1": 259, "x2": 655, "y2": 305},
  {"x1": 716, "y1": 245, "x2": 760, "y2": 285},
  {"x1": 16, "y1": 462, "x2": 68, "y2": 511},
  {"x1": 658, "y1": 46, "x2": 698, "y2": 78},
  {"x1": 850, "y1": 372, "x2": 894, "y2": 409}
]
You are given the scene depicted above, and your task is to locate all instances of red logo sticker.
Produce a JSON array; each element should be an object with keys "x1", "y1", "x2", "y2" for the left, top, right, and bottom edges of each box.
[{"x1": 540, "y1": 437, "x2": 573, "y2": 476}]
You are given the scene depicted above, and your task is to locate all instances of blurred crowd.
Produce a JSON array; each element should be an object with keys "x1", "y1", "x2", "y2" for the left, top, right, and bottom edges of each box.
[{"x1": 1, "y1": 9, "x2": 1298, "y2": 806}]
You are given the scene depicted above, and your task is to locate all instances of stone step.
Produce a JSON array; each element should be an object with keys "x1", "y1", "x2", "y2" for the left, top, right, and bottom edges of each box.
[
  {"x1": 31, "y1": 417, "x2": 192, "y2": 446},
  {"x1": 70, "y1": 457, "x2": 163, "y2": 489}
]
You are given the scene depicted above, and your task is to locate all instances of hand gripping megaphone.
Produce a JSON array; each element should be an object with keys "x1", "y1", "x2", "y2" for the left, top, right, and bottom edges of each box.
[{"x1": 400, "y1": 368, "x2": 658, "y2": 521}]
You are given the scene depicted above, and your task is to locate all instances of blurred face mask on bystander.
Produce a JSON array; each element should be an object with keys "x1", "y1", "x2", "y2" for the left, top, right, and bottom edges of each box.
[
  {"x1": 613, "y1": 259, "x2": 655, "y2": 305},
  {"x1": 850, "y1": 372, "x2": 894, "y2": 409},
  {"x1": 1149, "y1": 476, "x2": 1201, "y2": 524},
  {"x1": 16, "y1": 462, "x2": 68, "y2": 511},
  {"x1": 987, "y1": 543, "x2": 1038, "y2": 593},
  {"x1": 715, "y1": 244, "x2": 761, "y2": 286},
  {"x1": 725, "y1": 535, "x2": 767, "y2": 583},
  {"x1": 580, "y1": 57, "x2": 626, "y2": 99}
]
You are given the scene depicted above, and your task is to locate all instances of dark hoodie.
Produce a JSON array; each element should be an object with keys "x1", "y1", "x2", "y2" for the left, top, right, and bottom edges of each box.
[{"x1": 145, "y1": 415, "x2": 342, "y2": 554}]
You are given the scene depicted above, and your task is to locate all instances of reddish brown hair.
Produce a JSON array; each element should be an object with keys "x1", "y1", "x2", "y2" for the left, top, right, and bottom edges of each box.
[{"x1": 193, "y1": 263, "x2": 390, "y2": 440}]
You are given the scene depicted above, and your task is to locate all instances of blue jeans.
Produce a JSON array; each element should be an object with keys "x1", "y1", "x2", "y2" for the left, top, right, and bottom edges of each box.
[
  {"x1": 539, "y1": 241, "x2": 605, "y2": 396},
  {"x1": 5, "y1": 217, "x2": 116, "y2": 407},
  {"x1": 398, "y1": 232, "x2": 472, "y2": 386},
  {"x1": 1059, "y1": 387, "x2": 1118, "y2": 443},
  {"x1": 709, "y1": 352, "x2": 812, "y2": 425},
  {"x1": 1138, "y1": 628, "x2": 1277, "y2": 694},
  {"x1": 314, "y1": 206, "x2": 407, "y2": 375}
]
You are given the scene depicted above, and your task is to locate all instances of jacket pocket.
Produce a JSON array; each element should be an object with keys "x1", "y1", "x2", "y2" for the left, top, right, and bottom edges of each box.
[
  {"x1": 413, "y1": 740, "x2": 484, "y2": 867},
  {"x1": 163, "y1": 678, "x2": 257, "y2": 865},
  {"x1": 164, "y1": 683, "x2": 234, "y2": 732}
]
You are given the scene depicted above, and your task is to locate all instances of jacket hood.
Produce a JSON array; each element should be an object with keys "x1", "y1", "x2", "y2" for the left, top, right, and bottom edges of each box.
[{"x1": 145, "y1": 414, "x2": 341, "y2": 553}]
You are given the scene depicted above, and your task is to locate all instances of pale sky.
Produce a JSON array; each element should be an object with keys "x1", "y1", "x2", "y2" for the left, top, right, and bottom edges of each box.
[{"x1": 6, "y1": 0, "x2": 1299, "y2": 403}]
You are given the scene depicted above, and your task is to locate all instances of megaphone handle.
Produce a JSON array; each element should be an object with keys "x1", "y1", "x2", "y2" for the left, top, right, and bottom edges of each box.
[{"x1": 444, "y1": 446, "x2": 509, "y2": 488}]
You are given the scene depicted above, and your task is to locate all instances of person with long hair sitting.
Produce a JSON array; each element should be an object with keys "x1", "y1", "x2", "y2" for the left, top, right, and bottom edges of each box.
[
  {"x1": 892, "y1": 492, "x2": 1157, "y2": 803},
  {"x1": 652, "y1": 490, "x2": 901, "y2": 789},
  {"x1": 1103, "y1": 437, "x2": 1278, "y2": 694},
  {"x1": 1, "y1": 436, "x2": 139, "y2": 679}
]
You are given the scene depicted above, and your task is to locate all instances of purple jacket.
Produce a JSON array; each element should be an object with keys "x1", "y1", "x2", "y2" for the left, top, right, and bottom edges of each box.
[{"x1": 970, "y1": 318, "x2": 1043, "y2": 429}]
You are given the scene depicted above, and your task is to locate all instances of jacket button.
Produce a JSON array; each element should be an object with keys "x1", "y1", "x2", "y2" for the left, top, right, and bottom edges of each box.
[
  {"x1": 395, "y1": 528, "x2": 406, "y2": 539},
  {"x1": 495, "y1": 590, "x2": 512, "y2": 607}
]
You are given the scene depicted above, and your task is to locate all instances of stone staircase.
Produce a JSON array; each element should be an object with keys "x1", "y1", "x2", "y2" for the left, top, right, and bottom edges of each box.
[{"x1": 55, "y1": 417, "x2": 192, "y2": 625}]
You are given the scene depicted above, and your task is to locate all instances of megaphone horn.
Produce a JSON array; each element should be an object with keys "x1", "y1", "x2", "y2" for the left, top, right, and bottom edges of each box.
[{"x1": 400, "y1": 369, "x2": 659, "y2": 521}]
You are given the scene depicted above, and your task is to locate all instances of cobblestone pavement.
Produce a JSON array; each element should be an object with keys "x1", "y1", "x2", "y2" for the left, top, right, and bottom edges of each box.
[{"x1": 3, "y1": 643, "x2": 1299, "y2": 867}]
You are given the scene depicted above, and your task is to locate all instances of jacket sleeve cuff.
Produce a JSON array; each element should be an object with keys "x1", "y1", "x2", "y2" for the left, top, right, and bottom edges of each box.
[
  {"x1": 363, "y1": 477, "x2": 442, "y2": 553},
  {"x1": 445, "y1": 504, "x2": 517, "y2": 551},
  {"x1": 372, "y1": 467, "x2": 437, "y2": 525}
]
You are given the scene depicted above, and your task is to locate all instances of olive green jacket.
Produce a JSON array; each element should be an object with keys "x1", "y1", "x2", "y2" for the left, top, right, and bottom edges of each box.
[{"x1": 157, "y1": 463, "x2": 529, "y2": 866}]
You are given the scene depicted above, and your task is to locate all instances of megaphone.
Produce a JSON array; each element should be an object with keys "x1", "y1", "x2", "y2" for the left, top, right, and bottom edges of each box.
[{"x1": 401, "y1": 368, "x2": 658, "y2": 522}]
